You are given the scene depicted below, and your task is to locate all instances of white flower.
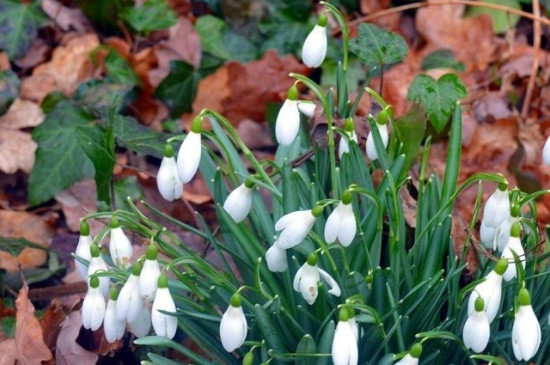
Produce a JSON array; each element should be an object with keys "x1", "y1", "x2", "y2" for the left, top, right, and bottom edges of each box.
[
  {"x1": 463, "y1": 297, "x2": 490, "y2": 353},
  {"x1": 275, "y1": 97, "x2": 300, "y2": 146},
  {"x1": 366, "y1": 121, "x2": 389, "y2": 161},
  {"x1": 494, "y1": 214, "x2": 518, "y2": 252},
  {"x1": 87, "y1": 244, "x2": 110, "y2": 297},
  {"x1": 482, "y1": 186, "x2": 510, "y2": 228},
  {"x1": 109, "y1": 219, "x2": 133, "y2": 269},
  {"x1": 512, "y1": 288, "x2": 541, "y2": 361},
  {"x1": 139, "y1": 245, "x2": 161, "y2": 302},
  {"x1": 479, "y1": 220, "x2": 496, "y2": 249},
  {"x1": 332, "y1": 309, "x2": 358, "y2": 365},
  {"x1": 394, "y1": 343, "x2": 422, "y2": 365},
  {"x1": 177, "y1": 130, "x2": 202, "y2": 184},
  {"x1": 338, "y1": 131, "x2": 357, "y2": 159},
  {"x1": 544, "y1": 135, "x2": 550, "y2": 165},
  {"x1": 302, "y1": 22, "x2": 327, "y2": 68},
  {"x1": 274, "y1": 208, "x2": 320, "y2": 249},
  {"x1": 128, "y1": 303, "x2": 151, "y2": 338},
  {"x1": 297, "y1": 101, "x2": 316, "y2": 118},
  {"x1": 103, "y1": 289, "x2": 126, "y2": 343},
  {"x1": 157, "y1": 145, "x2": 183, "y2": 201},
  {"x1": 82, "y1": 277, "x2": 106, "y2": 331},
  {"x1": 74, "y1": 221, "x2": 92, "y2": 279},
  {"x1": 467, "y1": 259, "x2": 507, "y2": 323},
  {"x1": 324, "y1": 198, "x2": 356, "y2": 247},
  {"x1": 117, "y1": 263, "x2": 143, "y2": 323},
  {"x1": 151, "y1": 275, "x2": 177, "y2": 339},
  {"x1": 223, "y1": 183, "x2": 253, "y2": 223},
  {"x1": 220, "y1": 294, "x2": 247, "y2": 352},
  {"x1": 266, "y1": 244, "x2": 288, "y2": 272},
  {"x1": 501, "y1": 235, "x2": 526, "y2": 282},
  {"x1": 293, "y1": 255, "x2": 340, "y2": 305}
]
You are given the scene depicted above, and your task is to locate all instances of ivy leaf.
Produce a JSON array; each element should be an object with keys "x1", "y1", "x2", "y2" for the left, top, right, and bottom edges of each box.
[
  {"x1": 122, "y1": 0, "x2": 177, "y2": 33},
  {"x1": 28, "y1": 101, "x2": 95, "y2": 206},
  {"x1": 104, "y1": 50, "x2": 141, "y2": 86},
  {"x1": 349, "y1": 23, "x2": 408, "y2": 71},
  {"x1": 394, "y1": 105, "x2": 427, "y2": 177},
  {"x1": 0, "y1": 0, "x2": 48, "y2": 60},
  {"x1": 407, "y1": 73, "x2": 467, "y2": 132},
  {"x1": 0, "y1": 70, "x2": 20, "y2": 116},
  {"x1": 421, "y1": 50, "x2": 465, "y2": 71},
  {"x1": 0, "y1": 236, "x2": 46, "y2": 257},
  {"x1": 154, "y1": 60, "x2": 200, "y2": 118},
  {"x1": 113, "y1": 114, "x2": 172, "y2": 158}
]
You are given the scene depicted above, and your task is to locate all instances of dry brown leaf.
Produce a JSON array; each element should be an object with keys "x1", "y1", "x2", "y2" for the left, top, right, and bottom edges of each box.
[
  {"x1": 56, "y1": 312, "x2": 98, "y2": 365},
  {"x1": 54, "y1": 179, "x2": 99, "y2": 233},
  {"x1": 0, "y1": 53, "x2": 9, "y2": 71},
  {"x1": 40, "y1": 299, "x2": 67, "y2": 350},
  {"x1": 13, "y1": 38, "x2": 50, "y2": 69},
  {"x1": 41, "y1": 0, "x2": 92, "y2": 32},
  {"x1": 0, "y1": 99, "x2": 44, "y2": 129},
  {"x1": 0, "y1": 339, "x2": 16, "y2": 365},
  {"x1": 15, "y1": 283, "x2": 52, "y2": 364}
]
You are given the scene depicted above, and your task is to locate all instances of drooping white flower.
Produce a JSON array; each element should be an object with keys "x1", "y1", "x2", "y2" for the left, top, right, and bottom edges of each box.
[
  {"x1": 366, "y1": 119, "x2": 389, "y2": 161},
  {"x1": 543, "y1": 135, "x2": 550, "y2": 165},
  {"x1": 301, "y1": 15, "x2": 327, "y2": 68},
  {"x1": 157, "y1": 144, "x2": 183, "y2": 201},
  {"x1": 177, "y1": 117, "x2": 203, "y2": 183},
  {"x1": 479, "y1": 220, "x2": 496, "y2": 250},
  {"x1": 139, "y1": 245, "x2": 161, "y2": 302},
  {"x1": 325, "y1": 192, "x2": 356, "y2": 247},
  {"x1": 332, "y1": 308, "x2": 358, "y2": 365},
  {"x1": 274, "y1": 206, "x2": 322, "y2": 249},
  {"x1": 87, "y1": 244, "x2": 110, "y2": 297},
  {"x1": 467, "y1": 259, "x2": 507, "y2": 323},
  {"x1": 297, "y1": 101, "x2": 316, "y2": 118},
  {"x1": 494, "y1": 214, "x2": 519, "y2": 252},
  {"x1": 338, "y1": 131, "x2": 357, "y2": 158},
  {"x1": 104, "y1": 288, "x2": 126, "y2": 343},
  {"x1": 109, "y1": 218, "x2": 133, "y2": 269},
  {"x1": 151, "y1": 274, "x2": 178, "y2": 339},
  {"x1": 275, "y1": 86, "x2": 301, "y2": 146},
  {"x1": 128, "y1": 302, "x2": 151, "y2": 338},
  {"x1": 220, "y1": 294, "x2": 247, "y2": 352},
  {"x1": 482, "y1": 184, "x2": 510, "y2": 227},
  {"x1": 394, "y1": 343, "x2": 422, "y2": 365},
  {"x1": 266, "y1": 244, "x2": 288, "y2": 272},
  {"x1": 501, "y1": 234, "x2": 526, "y2": 282},
  {"x1": 75, "y1": 221, "x2": 93, "y2": 279},
  {"x1": 117, "y1": 262, "x2": 143, "y2": 323},
  {"x1": 293, "y1": 254, "x2": 340, "y2": 305},
  {"x1": 223, "y1": 182, "x2": 254, "y2": 223},
  {"x1": 463, "y1": 297, "x2": 490, "y2": 353},
  {"x1": 82, "y1": 277, "x2": 106, "y2": 331},
  {"x1": 512, "y1": 288, "x2": 541, "y2": 361}
]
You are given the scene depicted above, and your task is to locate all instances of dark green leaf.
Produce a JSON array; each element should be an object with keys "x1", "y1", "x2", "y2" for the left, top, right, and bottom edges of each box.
[
  {"x1": 264, "y1": 0, "x2": 312, "y2": 22},
  {"x1": 0, "y1": 0, "x2": 47, "y2": 59},
  {"x1": 104, "y1": 50, "x2": 141, "y2": 86},
  {"x1": 466, "y1": 0, "x2": 520, "y2": 33},
  {"x1": 349, "y1": 23, "x2": 408, "y2": 69},
  {"x1": 77, "y1": 81, "x2": 135, "y2": 116},
  {"x1": 1, "y1": 316, "x2": 15, "y2": 338},
  {"x1": 122, "y1": 0, "x2": 177, "y2": 33},
  {"x1": 78, "y1": 0, "x2": 132, "y2": 35},
  {"x1": 154, "y1": 60, "x2": 200, "y2": 117},
  {"x1": 0, "y1": 70, "x2": 19, "y2": 115},
  {"x1": 258, "y1": 21, "x2": 310, "y2": 55},
  {"x1": 40, "y1": 91, "x2": 67, "y2": 114},
  {"x1": 28, "y1": 101, "x2": 95, "y2": 205},
  {"x1": 295, "y1": 334, "x2": 317, "y2": 365},
  {"x1": 113, "y1": 114, "x2": 172, "y2": 158},
  {"x1": 394, "y1": 104, "x2": 427, "y2": 175},
  {"x1": 421, "y1": 50, "x2": 465, "y2": 71},
  {"x1": 0, "y1": 236, "x2": 46, "y2": 257},
  {"x1": 407, "y1": 73, "x2": 467, "y2": 132}
]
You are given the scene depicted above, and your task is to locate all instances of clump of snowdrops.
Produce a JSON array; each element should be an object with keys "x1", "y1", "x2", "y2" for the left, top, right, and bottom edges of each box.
[{"x1": 75, "y1": 3, "x2": 550, "y2": 364}]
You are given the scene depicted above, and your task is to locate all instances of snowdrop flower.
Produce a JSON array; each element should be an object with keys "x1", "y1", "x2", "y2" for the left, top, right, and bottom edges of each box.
[
  {"x1": 129, "y1": 303, "x2": 151, "y2": 338},
  {"x1": 467, "y1": 258, "x2": 508, "y2": 323},
  {"x1": 151, "y1": 274, "x2": 177, "y2": 339},
  {"x1": 223, "y1": 180, "x2": 254, "y2": 223},
  {"x1": 297, "y1": 101, "x2": 316, "y2": 118},
  {"x1": 274, "y1": 205, "x2": 323, "y2": 249},
  {"x1": 82, "y1": 276, "x2": 106, "y2": 331},
  {"x1": 109, "y1": 217, "x2": 132, "y2": 269},
  {"x1": 220, "y1": 293, "x2": 247, "y2": 352},
  {"x1": 512, "y1": 288, "x2": 541, "y2": 361},
  {"x1": 480, "y1": 182, "x2": 510, "y2": 250},
  {"x1": 293, "y1": 253, "x2": 340, "y2": 305},
  {"x1": 500, "y1": 223, "x2": 525, "y2": 282},
  {"x1": 139, "y1": 244, "x2": 161, "y2": 302},
  {"x1": 302, "y1": 14, "x2": 327, "y2": 68},
  {"x1": 325, "y1": 190, "x2": 356, "y2": 247},
  {"x1": 494, "y1": 212, "x2": 519, "y2": 252},
  {"x1": 543, "y1": 135, "x2": 550, "y2": 165},
  {"x1": 332, "y1": 307, "x2": 358, "y2": 365},
  {"x1": 117, "y1": 262, "x2": 143, "y2": 323},
  {"x1": 366, "y1": 113, "x2": 389, "y2": 161},
  {"x1": 177, "y1": 116, "x2": 202, "y2": 183},
  {"x1": 157, "y1": 144, "x2": 183, "y2": 201},
  {"x1": 338, "y1": 118, "x2": 357, "y2": 159},
  {"x1": 104, "y1": 288, "x2": 126, "y2": 343},
  {"x1": 87, "y1": 243, "x2": 110, "y2": 297},
  {"x1": 463, "y1": 297, "x2": 490, "y2": 353},
  {"x1": 394, "y1": 343, "x2": 422, "y2": 365},
  {"x1": 75, "y1": 221, "x2": 93, "y2": 279},
  {"x1": 275, "y1": 85, "x2": 300, "y2": 146},
  {"x1": 266, "y1": 244, "x2": 288, "y2": 272}
]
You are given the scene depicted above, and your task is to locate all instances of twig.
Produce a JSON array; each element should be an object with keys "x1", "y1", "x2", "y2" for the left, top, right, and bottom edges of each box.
[{"x1": 521, "y1": 0, "x2": 541, "y2": 118}]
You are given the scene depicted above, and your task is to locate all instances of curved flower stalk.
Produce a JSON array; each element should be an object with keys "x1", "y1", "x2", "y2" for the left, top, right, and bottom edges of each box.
[
  {"x1": 75, "y1": 221, "x2": 93, "y2": 279},
  {"x1": 139, "y1": 244, "x2": 161, "y2": 302},
  {"x1": 297, "y1": 101, "x2": 316, "y2": 118},
  {"x1": 117, "y1": 262, "x2": 143, "y2": 323},
  {"x1": 223, "y1": 180, "x2": 254, "y2": 223},
  {"x1": 301, "y1": 14, "x2": 328, "y2": 68},
  {"x1": 274, "y1": 205, "x2": 323, "y2": 249},
  {"x1": 151, "y1": 274, "x2": 178, "y2": 339},
  {"x1": 501, "y1": 224, "x2": 526, "y2": 282},
  {"x1": 366, "y1": 115, "x2": 389, "y2": 161},
  {"x1": 220, "y1": 293, "x2": 247, "y2": 352},
  {"x1": 543, "y1": 134, "x2": 550, "y2": 165},
  {"x1": 293, "y1": 253, "x2": 340, "y2": 305},
  {"x1": 177, "y1": 116, "x2": 202, "y2": 184},
  {"x1": 332, "y1": 307, "x2": 358, "y2": 365},
  {"x1": 512, "y1": 288, "x2": 541, "y2": 361},
  {"x1": 109, "y1": 217, "x2": 133, "y2": 269},
  {"x1": 157, "y1": 144, "x2": 183, "y2": 201},
  {"x1": 82, "y1": 277, "x2": 106, "y2": 331},
  {"x1": 129, "y1": 303, "x2": 151, "y2": 338},
  {"x1": 104, "y1": 288, "x2": 126, "y2": 343},
  {"x1": 324, "y1": 190, "x2": 356, "y2": 247},
  {"x1": 275, "y1": 85, "x2": 301, "y2": 146},
  {"x1": 87, "y1": 243, "x2": 110, "y2": 297},
  {"x1": 463, "y1": 297, "x2": 490, "y2": 353},
  {"x1": 467, "y1": 258, "x2": 508, "y2": 323},
  {"x1": 394, "y1": 343, "x2": 422, "y2": 365},
  {"x1": 265, "y1": 244, "x2": 288, "y2": 272},
  {"x1": 338, "y1": 118, "x2": 357, "y2": 159}
]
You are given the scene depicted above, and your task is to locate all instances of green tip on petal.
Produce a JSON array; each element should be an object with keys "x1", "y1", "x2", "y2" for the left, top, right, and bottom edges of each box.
[
  {"x1": 338, "y1": 307, "x2": 350, "y2": 322},
  {"x1": 191, "y1": 116, "x2": 202, "y2": 133},
  {"x1": 80, "y1": 221, "x2": 90, "y2": 236},
  {"x1": 344, "y1": 118, "x2": 354, "y2": 132},
  {"x1": 510, "y1": 222, "x2": 521, "y2": 238},
  {"x1": 498, "y1": 181, "x2": 508, "y2": 191},
  {"x1": 89, "y1": 276, "x2": 100, "y2": 288},
  {"x1": 287, "y1": 84, "x2": 299, "y2": 101},
  {"x1": 341, "y1": 190, "x2": 353, "y2": 205},
  {"x1": 157, "y1": 274, "x2": 168, "y2": 288},
  {"x1": 511, "y1": 204, "x2": 521, "y2": 217},
  {"x1": 230, "y1": 293, "x2": 242, "y2": 307},
  {"x1": 90, "y1": 243, "x2": 100, "y2": 258},
  {"x1": 518, "y1": 288, "x2": 531, "y2": 306},
  {"x1": 306, "y1": 253, "x2": 318, "y2": 266},
  {"x1": 346, "y1": 306, "x2": 355, "y2": 319},
  {"x1": 244, "y1": 178, "x2": 255, "y2": 189},
  {"x1": 474, "y1": 296, "x2": 485, "y2": 312},
  {"x1": 146, "y1": 244, "x2": 158, "y2": 260},
  {"x1": 377, "y1": 109, "x2": 388, "y2": 125},
  {"x1": 311, "y1": 205, "x2": 324, "y2": 217},
  {"x1": 495, "y1": 258, "x2": 509, "y2": 275},
  {"x1": 163, "y1": 144, "x2": 174, "y2": 158},
  {"x1": 317, "y1": 13, "x2": 328, "y2": 27},
  {"x1": 110, "y1": 216, "x2": 120, "y2": 228},
  {"x1": 410, "y1": 343, "x2": 423, "y2": 359},
  {"x1": 132, "y1": 262, "x2": 143, "y2": 276},
  {"x1": 109, "y1": 287, "x2": 120, "y2": 300}
]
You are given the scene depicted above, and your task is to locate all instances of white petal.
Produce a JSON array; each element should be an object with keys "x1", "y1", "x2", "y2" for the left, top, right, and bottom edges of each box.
[
  {"x1": 501, "y1": 237, "x2": 526, "y2": 282},
  {"x1": 220, "y1": 305, "x2": 247, "y2": 352},
  {"x1": 483, "y1": 188, "x2": 510, "y2": 228},
  {"x1": 337, "y1": 203, "x2": 357, "y2": 247},
  {"x1": 275, "y1": 210, "x2": 310, "y2": 231},
  {"x1": 512, "y1": 305, "x2": 541, "y2": 361},
  {"x1": 324, "y1": 205, "x2": 343, "y2": 244},
  {"x1": 104, "y1": 299, "x2": 126, "y2": 343},
  {"x1": 157, "y1": 156, "x2": 183, "y2": 201},
  {"x1": 292, "y1": 265, "x2": 305, "y2": 291},
  {"x1": 177, "y1": 131, "x2": 202, "y2": 183},
  {"x1": 332, "y1": 321, "x2": 358, "y2": 365},
  {"x1": 75, "y1": 234, "x2": 93, "y2": 279},
  {"x1": 116, "y1": 275, "x2": 140, "y2": 322},
  {"x1": 139, "y1": 259, "x2": 161, "y2": 302},
  {"x1": 318, "y1": 268, "x2": 341, "y2": 297},
  {"x1": 223, "y1": 184, "x2": 253, "y2": 223},
  {"x1": 495, "y1": 216, "x2": 516, "y2": 252},
  {"x1": 266, "y1": 244, "x2": 288, "y2": 272},
  {"x1": 543, "y1": 135, "x2": 550, "y2": 165},
  {"x1": 275, "y1": 99, "x2": 300, "y2": 146},
  {"x1": 479, "y1": 220, "x2": 496, "y2": 249},
  {"x1": 467, "y1": 271, "x2": 502, "y2": 323},
  {"x1": 366, "y1": 123, "x2": 389, "y2": 161},
  {"x1": 109, "y1": 227, "x2": 133, "y2": 269},
  {"x1": 129, "y1": 305, "x2": 151, "y2": 338},
  {"x1": 151, "y1": 288, "x2": 178, "y2": 339},
  {"x1": 275, "y1": 211, "x2": 316, "y2": 249},
  {"x1": 297, "y1": 101, "x2": 316, "y2": 118},
  {"x1": 302, "y1": 25, "x2": 327, "y2": 68},
  {"x1": 463, "y1": 310, "x2": 490, "y2": 353},
  {"x1": 296, "y1": 264, "x2": 320, "y2": 305},
  {"x1": 394, "y1": 354, "x2": 418, "y2": 365},
  {"x1": 82, "y1": 287, "x2": 105, "y2": 331},
  {"x1": 87, "y1": 257, "x2": 110, "y2": 297},
  {"x1": 338, "y1": 131, "x2": 357, "y2": 159}
]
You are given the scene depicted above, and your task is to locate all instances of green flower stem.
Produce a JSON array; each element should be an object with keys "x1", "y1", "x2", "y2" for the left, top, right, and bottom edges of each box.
[{"x1": 321, "y1": 1, "x2": 349, "y2": 71}]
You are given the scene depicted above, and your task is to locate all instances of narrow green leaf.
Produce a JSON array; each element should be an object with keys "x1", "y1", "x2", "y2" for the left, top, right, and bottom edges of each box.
[
  {"x1": 349, "y1": 23, "x2": 408, "y2": 70},
  {"x1": 0, "y1": 70, "x2": 19, "y2": 115},
  {"x1": 122, "y1": 0, "x2": 177, "y2": 33},
  {"x1": 315, "y1": 320, "x2": 335, "y2": 365},
  {"x1": 154, "y1": 60, "x2": 200, "y2": 118},
  {"x1": 0, "y1": 0, "x2": 47, "y2": 59},
  {"x1": 0, "y1": 236, "x2": 46, "y2": 256},
  {"x1": 295, "y1": 334, "x2": 317, "y2": 365},
  {"x1": 254, "y1": 304, "x2": 286, "y2": 354}
]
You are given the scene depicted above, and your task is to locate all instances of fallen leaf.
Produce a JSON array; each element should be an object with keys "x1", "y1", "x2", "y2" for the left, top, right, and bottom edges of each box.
[
  {"x1": 56, "y1": 312, "x2": 98, "y2": 365},
  {"x1": 15, "y1": 283, "x2": 52, "y2": 364},
  {"x1": 0, "y1": 339, "x2": 16, "y2": 365},
  {"x1": 473, "y1": 92, "x2": 512, "y2": 124},
  {"x1": 0, "y1": 98, "x2": 44, "y2": 129},
  {"x1": 40, "y1": 299, "x2": 66, "y2": 350},
  {"x1": 0, "y1": 53, "x2": 9, "y2": 71},
  {"x1": 54, "y1": 179, "x2": 99, "y2": 233},
  {"x1": 41, "y1": 0, "x2": 92, "y2": 32},
  {"x1": 13, "y1": 38, "x2": 50, "y2": 69}
]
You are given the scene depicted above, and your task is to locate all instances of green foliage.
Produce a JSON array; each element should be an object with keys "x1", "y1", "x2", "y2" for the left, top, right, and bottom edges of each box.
[
  {"x1": 0, "y1": 0, "x2": 47, "y2": 59},
  {"x1": 122, "y1": 0, "x2": 177, "y2": 33},
  {"x1": 393, "y1": 104, "x2": 427, "y2": 174},
  {"x1": 104, "y1": 49, "x2": 142, "y2": 86},
  {"x1": 0, "y1": 236, "x2": 46, "y2": 257},
  {"x1": 78, "y1": 0, "x2": 132, "y2": 35},
  {"x1": 407, "y1": 73, "x2": 467, "y2": 132},
  {"x1": 421, "y1": 50, "x2": 465, "y2": 71},
  {"x1": 154, "y1": 60, "x2": 200, "y2": 118},
  {"x1": 0, "y1": 70, "x2": 19, "y2": 115},
  {"x1": 466, "y1": 0, "x2": 521, "y2": 33},
  {"x1": 113, "y1": 114, "x2": 172, "y2": 158}
]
